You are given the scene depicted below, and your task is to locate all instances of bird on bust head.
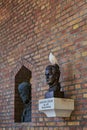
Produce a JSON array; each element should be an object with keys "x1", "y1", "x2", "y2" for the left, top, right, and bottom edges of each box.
[{"x1": 49, "y1": 52, "x2": 58, "y2": 65}]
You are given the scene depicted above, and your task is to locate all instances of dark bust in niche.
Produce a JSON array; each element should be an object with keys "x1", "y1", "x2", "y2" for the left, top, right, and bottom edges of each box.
[
  {"x1": 18, "y1": 82, "x2": 31, "y2": 122},
  {"x1": 45, "y1": 64, "x2": 64, "y2": 98}
]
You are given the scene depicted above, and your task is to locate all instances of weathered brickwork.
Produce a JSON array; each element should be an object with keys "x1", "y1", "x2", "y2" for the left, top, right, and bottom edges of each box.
[{"x1": 0, "y1": 0, "x2": 87, "y2": 129}]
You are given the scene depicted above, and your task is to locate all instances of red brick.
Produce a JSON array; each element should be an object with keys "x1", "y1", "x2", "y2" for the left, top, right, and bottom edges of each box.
[{"x1": 0, "y1": 0, "x2": 87, "y2": 129}]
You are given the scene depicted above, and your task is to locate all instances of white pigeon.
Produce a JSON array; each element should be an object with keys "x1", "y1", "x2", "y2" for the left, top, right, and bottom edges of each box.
[{"x1": 49, "y1": 52, "x2": 58, "y2": 65}]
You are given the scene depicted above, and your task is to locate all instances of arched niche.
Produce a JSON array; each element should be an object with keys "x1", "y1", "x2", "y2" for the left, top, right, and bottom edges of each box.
[{"x1": 14, "y1": 65, "x2": 32, "y2": 122}]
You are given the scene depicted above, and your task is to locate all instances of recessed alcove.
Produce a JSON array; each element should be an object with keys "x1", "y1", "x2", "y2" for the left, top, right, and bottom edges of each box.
[{"x1": 15, "y1": 65, "x2": 32, "y2": 122}]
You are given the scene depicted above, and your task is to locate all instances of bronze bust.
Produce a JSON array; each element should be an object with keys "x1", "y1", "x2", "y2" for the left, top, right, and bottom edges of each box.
[
  {"x1": 45, "y1": 64, "x2": 64, "y2": 98},
  {"x1": 18, "y1": 82, "x2": 31, "y2": 122}
]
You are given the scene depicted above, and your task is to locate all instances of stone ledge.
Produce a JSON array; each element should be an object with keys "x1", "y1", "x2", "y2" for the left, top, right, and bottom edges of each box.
[{"x1": 38, "y1": 98, "x2": 74, "y2": 117}]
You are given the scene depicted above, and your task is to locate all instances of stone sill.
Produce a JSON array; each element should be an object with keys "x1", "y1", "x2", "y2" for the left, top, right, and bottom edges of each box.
[{"x1": 38, "y1": 98, "x2": 74, "y2": 117}]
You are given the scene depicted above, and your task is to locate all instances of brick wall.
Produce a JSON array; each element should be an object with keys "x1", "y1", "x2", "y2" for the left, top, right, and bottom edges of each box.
[{"x1": 0, "y1": 0, "x2": 87, "y2": 129}]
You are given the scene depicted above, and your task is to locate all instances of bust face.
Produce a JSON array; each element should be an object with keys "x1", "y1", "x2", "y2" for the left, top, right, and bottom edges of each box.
[
  {"x1": 45, "y1": 67, "x2": 56, "y2": 86},
  {"x1": 18, "y1": 83, "x2": 30, "y2": 104}
]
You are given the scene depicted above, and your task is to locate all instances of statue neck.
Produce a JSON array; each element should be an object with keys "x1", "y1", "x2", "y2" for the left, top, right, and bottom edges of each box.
[
  {"x1": 24, "y1": 101, "x2": 31, "y2": 107},
  {"x1": 49, "y1": 82, "x2": 60, "y2": 91}
]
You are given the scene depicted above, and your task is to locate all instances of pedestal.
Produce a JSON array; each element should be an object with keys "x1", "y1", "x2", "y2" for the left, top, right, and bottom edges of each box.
[{"x1": 38, "y1": 98, "x2": 74, "y2": 117}]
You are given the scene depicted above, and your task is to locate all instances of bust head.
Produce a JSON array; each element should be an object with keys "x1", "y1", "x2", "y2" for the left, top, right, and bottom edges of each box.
[
  {"x1": 45, "y1": 64, "x2": 60, "y2": 87},
  {"x1": 18, "y1": 82, "x2": 31, "y2": 104}
]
